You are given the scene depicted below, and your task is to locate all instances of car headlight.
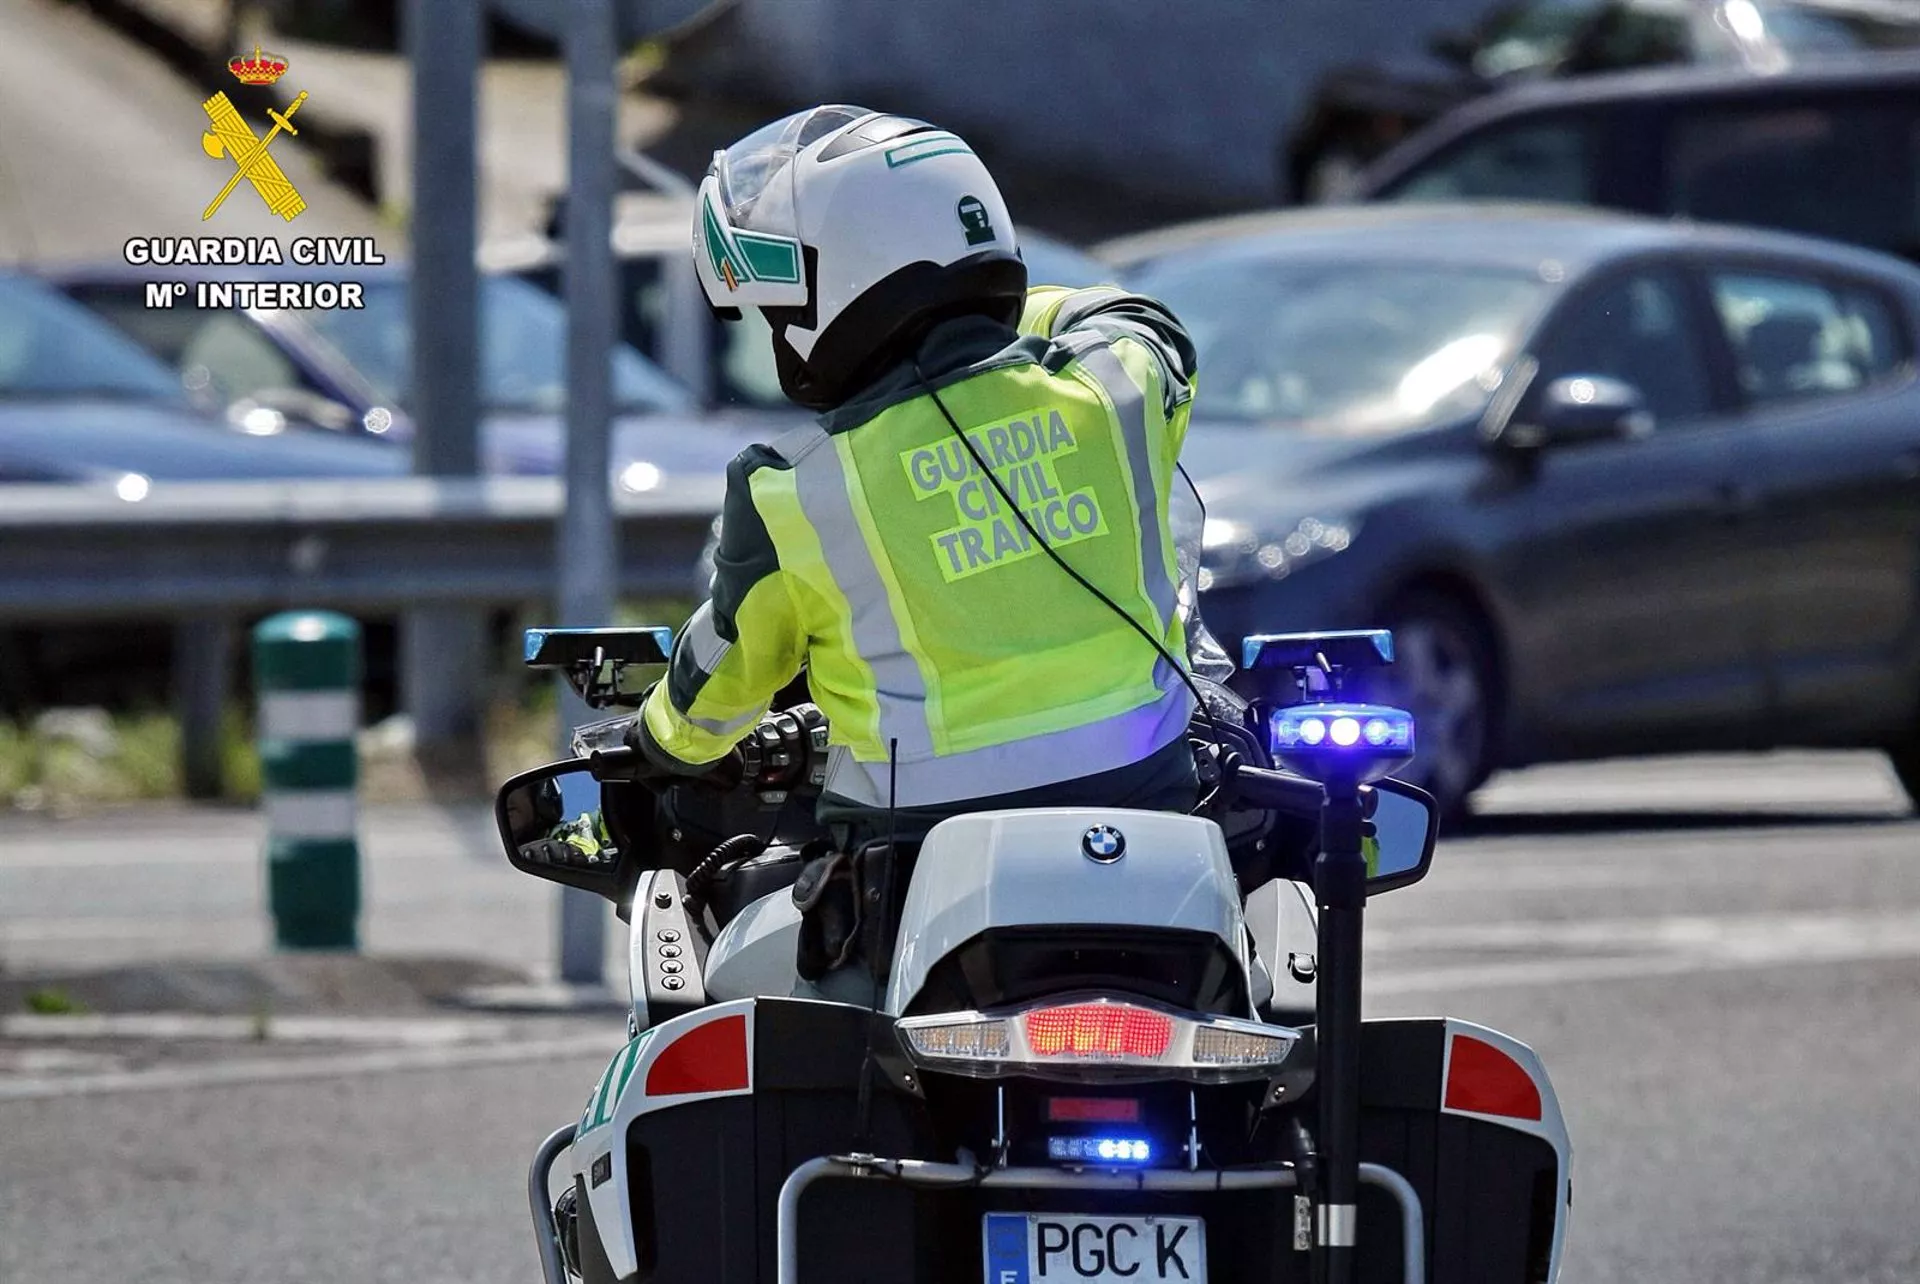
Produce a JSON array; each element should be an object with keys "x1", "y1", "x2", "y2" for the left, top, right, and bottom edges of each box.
[{"x1": 1199, "y1": 515, "x2": 1358, "y2": 591}]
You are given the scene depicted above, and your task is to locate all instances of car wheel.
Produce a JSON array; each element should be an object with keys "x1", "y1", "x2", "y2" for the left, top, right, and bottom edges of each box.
[{"x1": 1380, "y1": 592, "x2": 1498, "y2": 822}]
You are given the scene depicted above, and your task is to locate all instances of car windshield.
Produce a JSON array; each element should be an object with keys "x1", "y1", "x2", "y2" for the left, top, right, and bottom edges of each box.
[
  {"x1": 1126, "y1": 253, "x2": 1549, "y2": 434},
  {"x1": 0, "y1": 275, "x2": 188, "y2": 403},
  {"x1": 306, "y1": 275, "x2": 695, "y2": 415},
  {"x1": 1752, "y1": 1, "x2": 1920, "y2": 53}
]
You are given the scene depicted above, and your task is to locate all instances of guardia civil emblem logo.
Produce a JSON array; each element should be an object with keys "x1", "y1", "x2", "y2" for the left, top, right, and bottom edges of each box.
[{"x1": 199, "y1": 45, "x2": 308, "y2": 222}]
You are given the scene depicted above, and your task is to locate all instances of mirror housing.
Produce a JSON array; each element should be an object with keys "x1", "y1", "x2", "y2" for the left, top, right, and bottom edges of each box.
[
  {"x1": 1504, "y1": 375, "x2": 1653, "y2": 451},
  {"x1": 1365, "y1": 777, "x2": 1440, "y2": 894},
  {"x1": 524, "y1": 626, "x2": 673, "y2": 709},
  {"x1": 495, "y1": 758, "x2": 637, "y2": 907}
]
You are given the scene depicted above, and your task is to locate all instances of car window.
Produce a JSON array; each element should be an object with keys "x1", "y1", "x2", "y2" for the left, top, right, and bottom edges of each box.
[
  {"x1": 1564, "y1": 3, "x2": 1692, "y2": 71},
  {"x1": 1126, "y1": 253, "x2": 1550, "y2": 433},
  {"x1": 175, "y1": 313, "x2": 308, "y2": 404},
  {"x1": 1665, "y1": 102, "x2": 1919, "y2": 258},
  {"x1": 306, "y1": 276, "x2": 694, "y2": 415},
  {"x1": 1471, "y1": 0, "x2": 1608, "y2": 78},
  {"x1": 63, "y1": 289, "x2": 323, "y2": 411},
  {"x1": 0, "y1": 277, "x2": 186, "y2": 403},
  {"x1": 1384, "y1": 119, "x2": 1596, "y2": 204},
  {"x1": 1530, "y1": 267, "x2": 1714, "y2": 422},
  {"x1": 1754, "y1": 2, "x2": 1920, "y2": 53},
  {"x1": 1707, "y1": 269, "x2": 1909, "y2": 404}
]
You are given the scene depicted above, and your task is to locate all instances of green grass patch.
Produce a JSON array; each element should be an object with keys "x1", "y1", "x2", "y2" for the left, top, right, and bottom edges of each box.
[{"x1": 23, "y1": 987, "x2": 83, "y2": 1015}]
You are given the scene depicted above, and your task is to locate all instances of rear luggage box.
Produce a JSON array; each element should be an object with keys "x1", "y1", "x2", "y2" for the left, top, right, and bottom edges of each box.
[{"x1": 602, "y1": 1003, "x2": 1565, "y2": 1284}]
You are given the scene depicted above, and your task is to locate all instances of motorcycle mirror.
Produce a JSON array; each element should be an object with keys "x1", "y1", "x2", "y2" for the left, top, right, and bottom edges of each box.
[
  {"x1": 523, "y1": 626, "x2": 673, "y2": 709},
  {"x1": 495, "y1": 758, "x2": 631, "y2": 903},
  {"x1": 1364, "y1": 777, "x2": 1440, "y2": 894}
]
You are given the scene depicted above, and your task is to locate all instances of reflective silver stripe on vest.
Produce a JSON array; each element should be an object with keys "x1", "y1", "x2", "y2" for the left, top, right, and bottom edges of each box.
[
  {"x1": 682, "y1": 600, "x2": 732, "y2": 674},
  {"x1": 783, "y1": 425, "x2": 937, "y2": 759},
  {"x1": 686, "y1": 706, "x2": 761, "y2": 738},
  {"x1": 821, "y1": 682, "x2": 1194, "y2": 808},
  {"x1": 1064, "y1": 336, "x2": 1179, "y2": 637}
]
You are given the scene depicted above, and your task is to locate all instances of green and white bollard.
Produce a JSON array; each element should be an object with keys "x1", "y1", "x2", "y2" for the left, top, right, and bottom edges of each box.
[{"x1": 253, "y1": 611, "x2": 362, "y2": 951}]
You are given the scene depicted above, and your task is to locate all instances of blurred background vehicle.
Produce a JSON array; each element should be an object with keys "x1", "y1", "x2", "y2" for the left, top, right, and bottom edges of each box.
[
  {"x1": 1349, "y1": 51, "x2": 1920, "y2": 262},
  {"x1": 49, "y1": 264, "x2": 758, "y2": 491},
  {"x1": 495, "y1": 195, "x2": 1114, "y2": 414},
  {"x1": 1099, "y1": 204, "x2": 1920, "y2": 818},
  {"x1": 0, "y1": 271, "x2": 404, "y2": 484},
  {"x1": 1288, "y1": 0, "x2": 1920, "y2": 201}
]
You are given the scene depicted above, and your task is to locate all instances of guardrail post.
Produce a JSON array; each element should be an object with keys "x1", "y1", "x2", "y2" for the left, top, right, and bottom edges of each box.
[
  {"x1": 253, "y1": 611, "x2": 362, "y2": 951},
  {"x1": 172, "y1": 615, "x2": 233, "y2": 800}
]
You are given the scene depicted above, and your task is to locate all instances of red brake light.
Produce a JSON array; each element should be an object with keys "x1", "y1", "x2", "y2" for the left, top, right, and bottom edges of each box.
[
  {"x1": 1444, "y1": 1033, "x2": 1542, "y2": 1121},
  {"x1": 645, "y1": 1013, "x2": 749, "y2": 1097},
  {"x1": 1024, "y1": 1003, "x2": 1174, "y2": 1059},
  {"x1": 1047, "y1": 1097, "x2": 1142, "y2": 1123}
]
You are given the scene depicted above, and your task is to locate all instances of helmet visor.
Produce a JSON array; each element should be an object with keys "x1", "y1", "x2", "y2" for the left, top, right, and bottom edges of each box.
[{"x1": 715, "y1": 104, "x2": 872, "y2": 225}]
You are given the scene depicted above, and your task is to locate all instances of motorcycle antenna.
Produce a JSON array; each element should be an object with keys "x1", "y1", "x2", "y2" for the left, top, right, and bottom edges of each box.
[
  {"x1": 914, "y1": 360, "x2": 1226, "y2": 771},
  {"x1": 853, "y1": 736, "x2": 900, "y2": 1154}
]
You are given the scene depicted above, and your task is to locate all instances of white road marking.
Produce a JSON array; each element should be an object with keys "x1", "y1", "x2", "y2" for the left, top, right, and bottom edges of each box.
[
  {"x1": 1371, "y1": 908, "x2": 1920, "y2": 953},
  {"x1": 0, "y1": 1013, "x2": 545, "y2": 1045},
  {"x1": 1371, "y1": 909, "x2": 1920, "y2": 994},
  {"x1": 0, "y1": 1032, "x2": 622, "y2": 1101}
]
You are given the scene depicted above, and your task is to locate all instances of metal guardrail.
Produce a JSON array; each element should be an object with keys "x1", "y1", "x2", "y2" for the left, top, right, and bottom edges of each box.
[{"x1": 0, "y1": 476, "x2": 725, "y2": 623}]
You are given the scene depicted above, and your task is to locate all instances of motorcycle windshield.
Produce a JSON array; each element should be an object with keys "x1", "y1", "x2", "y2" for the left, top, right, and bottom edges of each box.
[{"x1": 1171, "y1": 465, "x2": 1236, "y2": 682}]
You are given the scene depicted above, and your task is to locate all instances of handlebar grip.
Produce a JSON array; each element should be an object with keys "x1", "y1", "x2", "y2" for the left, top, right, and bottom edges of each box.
[
  {"x1": 1231, "y1": 765, "x2": 1380, "y2": 820},
  {"x1": 1231, "y1": 765, "x2": 1326, "y2": 818}
]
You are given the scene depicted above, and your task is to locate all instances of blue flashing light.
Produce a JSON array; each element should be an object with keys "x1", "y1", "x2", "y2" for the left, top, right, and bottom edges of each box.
[
  {"x1": 1048, "y1": 1136, "x2": 1152, "y2": 1164},
  {"x1": 1268, "y1": 703, "x2": 1415, "y2": 783}
]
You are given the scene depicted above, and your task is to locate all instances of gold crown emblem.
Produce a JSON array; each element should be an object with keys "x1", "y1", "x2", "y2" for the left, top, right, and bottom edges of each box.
[{"x1": 227, "y1": 44, "x2": 289, "y2": 85}]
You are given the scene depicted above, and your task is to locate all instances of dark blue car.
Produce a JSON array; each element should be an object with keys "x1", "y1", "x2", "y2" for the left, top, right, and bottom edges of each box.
[
  {"x1": 0, "y1": 273, "x2": 403, "y2": 484},
  {"x1": 1103, "y1": 204, "x2": 1920, "y2": 817}
]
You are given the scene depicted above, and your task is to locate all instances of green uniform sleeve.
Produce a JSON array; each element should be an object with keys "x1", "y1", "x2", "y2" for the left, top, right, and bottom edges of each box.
[{"x1": 638, "y1": 446, "x2": 806, "y2": 769}]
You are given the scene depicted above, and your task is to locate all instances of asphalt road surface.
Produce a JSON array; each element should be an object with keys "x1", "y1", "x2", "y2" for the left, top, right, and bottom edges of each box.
[{"x1": 3, "y1": 751, "x2": 1918, "y2": 1283}]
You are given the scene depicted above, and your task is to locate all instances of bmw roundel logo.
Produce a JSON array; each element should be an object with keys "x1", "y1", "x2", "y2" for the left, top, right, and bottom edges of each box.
[{"x1": 1081, "y1": 824, "x2": 1126, "y2": 863}]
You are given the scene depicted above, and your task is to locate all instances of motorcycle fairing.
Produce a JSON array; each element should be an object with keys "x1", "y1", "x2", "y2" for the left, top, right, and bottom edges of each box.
[
  {"x1": 1437, "y1": 1019, "x2": 1572, "y2": 1283},
  {"x1": 886, "y1": 807, "x2": 1253, "y2": 1016},
  {"x1": 572, "y1": 999, "x2": 761, "y2": 1280}
]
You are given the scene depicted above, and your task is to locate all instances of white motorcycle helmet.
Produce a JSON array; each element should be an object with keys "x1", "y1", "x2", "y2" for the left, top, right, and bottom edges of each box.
[{"x1": 693, "y1": 105, "x2": 1028, "y2": 410}]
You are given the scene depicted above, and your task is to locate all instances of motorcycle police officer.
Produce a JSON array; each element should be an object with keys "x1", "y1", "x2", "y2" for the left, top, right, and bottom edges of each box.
[{"x1": 631, "y1": 104, "x2": 1203, "y2": 857}]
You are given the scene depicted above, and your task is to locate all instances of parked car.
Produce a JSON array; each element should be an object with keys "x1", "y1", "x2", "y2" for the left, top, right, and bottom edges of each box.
[
  {"x1": 1349, "y1": 51, "x2": 1920, "y2": 264},
  {"x1": 1288, "y1": 0, "x2": 1920, "y2": 201},
  {"x1": 48, "y1": 264, "x2": 759, "y2": 491},
  {"x1": 0, "y1": 272, "x2": 403, "y2": 484},
  {"x1": 1099, "y1": 204, "x2": 1920, "y2": 817},
  {"x1": 497, "y1": 198, "x2": 1115, "y2": 414}
]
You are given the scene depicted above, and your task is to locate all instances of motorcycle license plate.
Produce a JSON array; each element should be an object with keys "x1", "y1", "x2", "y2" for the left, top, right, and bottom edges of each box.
[{"x1": 982, "y1": 1212, "x2": 1206, "y2": 1283}]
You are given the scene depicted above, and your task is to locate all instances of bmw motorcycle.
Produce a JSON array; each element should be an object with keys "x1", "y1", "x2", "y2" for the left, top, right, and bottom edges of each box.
[{"x1": 497, "y1": 489, "x2": 1570, "y2": 1284}]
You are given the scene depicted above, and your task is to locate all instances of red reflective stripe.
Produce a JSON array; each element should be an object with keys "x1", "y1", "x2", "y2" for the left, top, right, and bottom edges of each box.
[
  {"x1": 645, "y1": 1013, "x2": 749, "y2": 1097},
  {"x1": 1444, "y1": 1034, "x2": 1543, "y2": 1121}
]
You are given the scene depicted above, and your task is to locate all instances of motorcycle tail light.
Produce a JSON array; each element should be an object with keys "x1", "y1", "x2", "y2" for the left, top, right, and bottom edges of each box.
[
  {"x1": 896, "y1": 994, "x2": 1301, "y2": 1083},
  {"x1": 1024, "y1": 1001, "x2": 1174, "y2": 1060},
  {"x1": 897, "y1": 1015, "x2": 1012, "y2": 1063},
  {"x1": 1191, "y1": 1023, "x2": 1295, "y2": 1067}
]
